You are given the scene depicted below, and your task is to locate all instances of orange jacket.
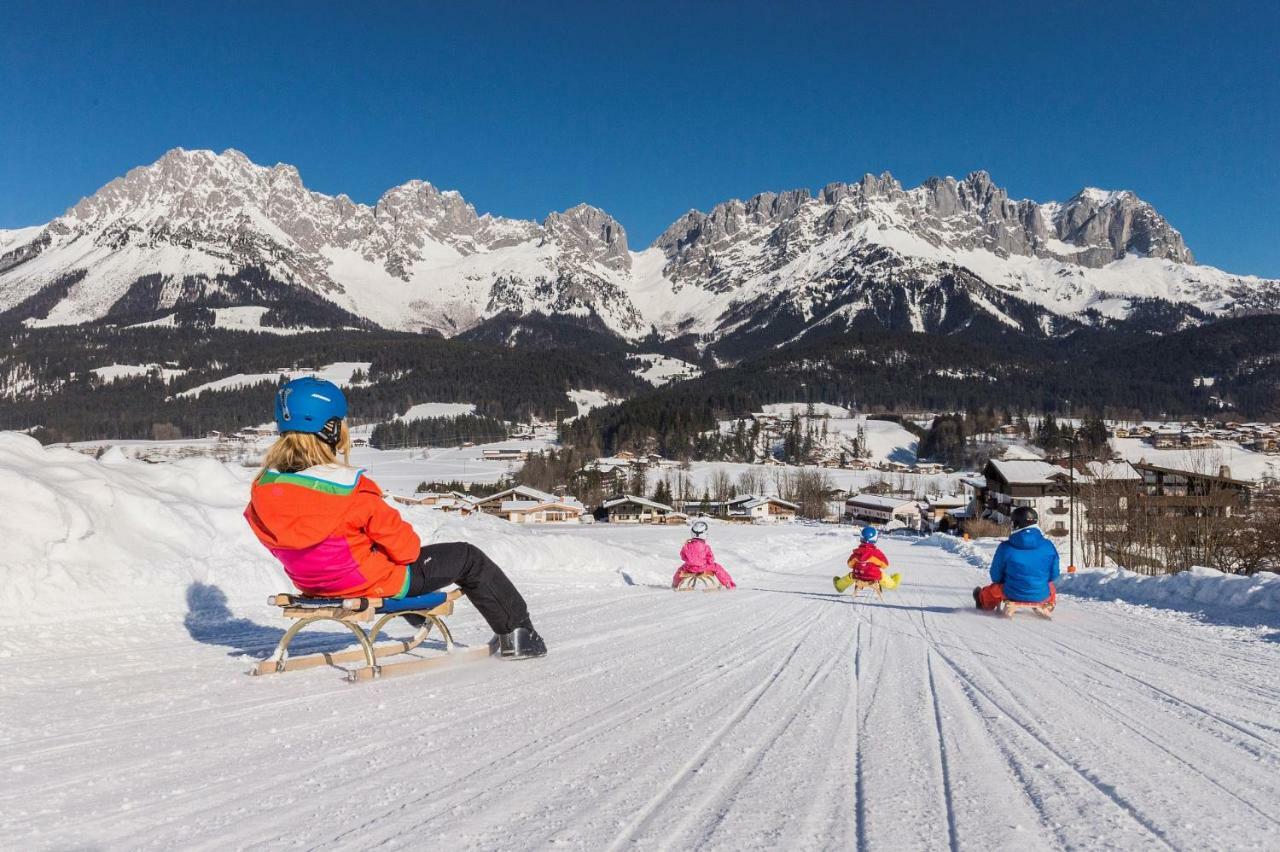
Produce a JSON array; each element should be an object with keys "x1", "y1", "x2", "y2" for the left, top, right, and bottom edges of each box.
[{"x1": 244, "y1": 465, "x2": 420, "y2": 598}]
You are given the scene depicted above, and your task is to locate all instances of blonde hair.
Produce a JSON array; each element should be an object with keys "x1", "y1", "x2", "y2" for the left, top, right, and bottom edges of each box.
[{"x1": 258, "y1": 421, "x2": 352, "y2": 479}]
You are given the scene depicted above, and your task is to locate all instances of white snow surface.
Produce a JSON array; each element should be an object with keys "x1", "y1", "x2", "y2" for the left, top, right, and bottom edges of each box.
[
  {"x1": 397, "y1": 402, "x2": 478, "y2": 421},
  {"x1": 628, "y1": 353, "x2": 703, "y2": 386},
  {"x1": 2, "y1": 433, "x2": 1279, "y2": 850},
  {"x1": 566, "y1": 388, "x2": 622, "y2": 420},
  {"x1": 90, "y1": 364, "x2": 187, "y2": 384},
  {"x1": 176, "y1": 361, "x2": 372, "y2": 398}
]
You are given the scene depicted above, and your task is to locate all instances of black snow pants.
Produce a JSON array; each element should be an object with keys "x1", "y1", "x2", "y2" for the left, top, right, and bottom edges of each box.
[{"x1": 406, "y1": 542, "x2": 529, "y2": 635}]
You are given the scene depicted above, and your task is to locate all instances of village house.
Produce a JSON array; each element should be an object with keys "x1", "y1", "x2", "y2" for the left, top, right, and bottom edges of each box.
[
  {"x1": 725, "y1": 495, "x2": 798, "y2": 524},
  {"x1": 594, "y1": 495, "x2": 681, "y2": 524},
  {"x1": 844, "y1": 494, "x2": 923, "y2": 530},
  {"x1": 1130, "y1": 462, "x2": 1252, "y2": 518},
  {"x1": 481, "y1": 447, "x2": 530, "y2": 462},
  {"x1": 473, "y1": 486, "x2": 556, "y2": 514},
  {"x1": 496, "y1": 499, "x2": 585, "y2": 524},
  {"x1": 966, "y1": 459, "x2": 1077, "y2": 538},
  {"x1": 921, "y1": 494, "x2": 967, "y2": 531},
  {"x1": 392, "y1": 491, "x2": 477, "y2": 515}
]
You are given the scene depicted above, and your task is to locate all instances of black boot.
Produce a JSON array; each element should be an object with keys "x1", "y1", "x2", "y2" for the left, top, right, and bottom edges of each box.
[
  {"x1": 972, "y1": 587, "x2": 983, "y2": 609},
  {"x1": 492, "y1": 619, "x2": 547, "y2": 659}
]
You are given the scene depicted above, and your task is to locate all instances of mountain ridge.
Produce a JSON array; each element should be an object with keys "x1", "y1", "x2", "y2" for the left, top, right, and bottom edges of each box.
[{"x1": 1, "y1": 148, "x2": 1276, "y2": 353}]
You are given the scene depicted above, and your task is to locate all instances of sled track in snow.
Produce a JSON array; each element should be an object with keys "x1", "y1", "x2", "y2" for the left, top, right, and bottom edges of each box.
[{"x1": 5, "y1": 536, "x2": 1280, "y2": 850}]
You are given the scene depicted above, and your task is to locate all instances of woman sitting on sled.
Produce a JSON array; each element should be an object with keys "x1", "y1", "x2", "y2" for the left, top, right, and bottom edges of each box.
[
  {"x1": 672, "y1": 520, "x2": 736, "y2": 589},
  {"x1": 244, "y1": 377, "x2": 547, "y2": 658},
  {"x1": 834, "y1": 526, "x2": 902, "y2": 593},
  {"x1": 973, "y1": 506, "x2": 1059, "y2": 612}
]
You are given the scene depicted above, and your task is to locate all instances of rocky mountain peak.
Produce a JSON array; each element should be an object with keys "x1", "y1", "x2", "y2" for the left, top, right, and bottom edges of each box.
[{"x1": 543, "y1": 204, "x2": 631, "y2": 272}]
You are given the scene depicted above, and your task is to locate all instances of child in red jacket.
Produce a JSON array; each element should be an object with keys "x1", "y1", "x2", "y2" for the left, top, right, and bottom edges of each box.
[{"x1": 834, "y1": 526, "x2": 901, "y2": 592}]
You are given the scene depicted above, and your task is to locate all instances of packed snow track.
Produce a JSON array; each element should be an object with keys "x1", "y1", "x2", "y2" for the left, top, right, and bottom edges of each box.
[{"x1": 3, "y1": 533, "x2": 1278, "y2": 850}]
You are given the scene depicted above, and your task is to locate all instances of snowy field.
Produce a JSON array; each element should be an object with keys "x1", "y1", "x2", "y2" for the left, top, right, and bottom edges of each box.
[{"x1": 2, "y1": 432, "x2": 1279, "y2": 849}]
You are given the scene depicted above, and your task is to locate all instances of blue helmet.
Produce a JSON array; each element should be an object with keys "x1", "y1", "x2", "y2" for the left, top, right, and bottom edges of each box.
[
  {"x1": 860, "y1": 526, "x2": 879, "y2": 544},
  {"x1": 274, "y1": 378, "x2": 347, "y2": 437}
]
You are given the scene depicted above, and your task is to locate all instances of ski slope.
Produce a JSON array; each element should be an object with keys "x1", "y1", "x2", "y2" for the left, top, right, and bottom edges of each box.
[{"x1": 3, "y1": 519, "x2": 1278, "y2": 849}]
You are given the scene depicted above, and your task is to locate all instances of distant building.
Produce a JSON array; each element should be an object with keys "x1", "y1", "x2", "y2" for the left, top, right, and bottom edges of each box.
[
  {"x1": 1130, "y1": 462, "x2": 1252, "y2": 517},
  {"x1": 473, "y1": 486, "x2": 558, "y2": 514},
  {"x1": 497, "y1": 499, "x2": 585, "y2": 524},
  {"x1": 844, "y1": 494, "x2": 923, "y2": 530},
  {"x1": 481, "y1": 447, "x2": 530, "y2": 462},
  {"x1": 970, "y1": 459, "x2": 1077, "y2": 537},
  {"x1": 392, "y1": 491, "x2": 477, "y2": 515},
  {"x1": 595, "y1": 495, "x2": 679, "y2": 524},
  {"x1": 725, "y1": 495, "x2": 798, "y2": 524},
  {"x1": 922, "y1": 495, "x2": 967, "y2": 530}
]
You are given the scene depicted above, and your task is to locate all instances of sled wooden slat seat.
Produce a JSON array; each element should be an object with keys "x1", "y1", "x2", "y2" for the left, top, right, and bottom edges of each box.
[
  {"x1": 1000, "y1": 598, "x2": 1055, "y2": 619},
  {"x1": 849, "y1": 578, "x2": 885, "y2": 601},
  {"x1": 675, "y1": 572, "x2": 724, "y2": 592},
  {"x1": 252, "y1": 588, "x2": 488, "y2": 682}
]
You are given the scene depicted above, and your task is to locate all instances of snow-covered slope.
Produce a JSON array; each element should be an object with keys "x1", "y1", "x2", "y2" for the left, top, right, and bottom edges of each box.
[
  {"x1": 2, "y1": 150, "x2": 1276, "y2": 348},
  {"x1": 3, "y1": 435, "x2": 1278, "y2": 849}
]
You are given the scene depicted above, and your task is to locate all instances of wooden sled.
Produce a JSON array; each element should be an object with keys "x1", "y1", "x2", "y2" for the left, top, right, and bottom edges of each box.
[
  {"x1": 834, "y1": 574, "x2": 887, "y2": 600},
  {"x1": 848, "y1": 579, "x2": 886, "y2": 601},
  {"x1": 999, "y1": 599, "x2": 1055, "y2": 619},
  {"x1": 251, "y1": 588, "x2": 490, "y2": 682},
  {"x1": 674, "y1": 571, "x2": 725, "y2": 592}
]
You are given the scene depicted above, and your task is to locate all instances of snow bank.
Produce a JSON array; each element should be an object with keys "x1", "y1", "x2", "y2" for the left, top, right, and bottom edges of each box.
[
  {"x1": 1060, "y1": 566, "x2": 1280, "y2": 615},
  {"x1": 0, "y1": 432, "x2": 672, "y2": 627},
  {"x1": 0, "y1": 432, "x2": 282, "y2": 621},
  {"x1": 915, "y1": 532, "x2": 1280, "y2": 619},
  {"x1": 913, "y1": 532, "x2": 997, "y2": 570}
]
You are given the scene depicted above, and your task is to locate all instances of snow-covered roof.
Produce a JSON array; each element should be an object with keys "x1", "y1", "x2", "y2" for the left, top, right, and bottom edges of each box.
[
  {"x1": 480, "y1": 485, "x2": 557, "y2": 504},
  {"x1": 1083, "y1": 461, "x2": 1142, "y2": 482},
  {"x1": 601, "y1": 494, "x2": 675, "y2": 512},
  {"x1": 987, "y1": 459, "x2": 1071, "y2": 486},
  {"x1": 735, "y1": 495, "x2": 799, "y2": 511},
  {"x1": 925, "y1": 495, "x2": 967, "y2": 508},
  {"x1": 846, "y1": 494, "x2": 917, "y2": 511}
]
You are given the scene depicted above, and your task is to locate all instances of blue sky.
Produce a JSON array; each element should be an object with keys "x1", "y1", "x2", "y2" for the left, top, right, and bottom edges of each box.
[{"x1": 2, "y1": 1, "x2": 1277, "y2": 275}]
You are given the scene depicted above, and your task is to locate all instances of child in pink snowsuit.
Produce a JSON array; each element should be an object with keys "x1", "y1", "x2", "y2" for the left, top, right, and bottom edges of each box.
[{"x1": 672, "y1": 521, "x2": 736, "y2": 589}]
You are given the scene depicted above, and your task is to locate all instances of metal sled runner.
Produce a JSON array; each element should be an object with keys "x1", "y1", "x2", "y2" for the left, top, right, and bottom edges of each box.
[
  {"x1": 674, "y1": 571, "x2": 725, "y2": 591},
  {"x1": 251, "y1": 588, "x2": 490, "y2": 682}
]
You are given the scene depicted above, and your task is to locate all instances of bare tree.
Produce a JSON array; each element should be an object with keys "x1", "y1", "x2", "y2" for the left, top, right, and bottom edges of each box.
[{"x1": 710, "y1": 469, "x2": 735, "y2": 502}]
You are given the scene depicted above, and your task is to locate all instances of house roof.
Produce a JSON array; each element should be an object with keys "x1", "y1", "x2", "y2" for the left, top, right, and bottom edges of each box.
[
  {"x1": 601, "y1": 494, "x2": 675, "y2": 512},
  {"x1": 479, "y1": 485, "x2": 558, "y2": 504},
  {"x1": 847, "y1": 494, "x2": 917, "y2": 511},
  {"x1": 734, "y1": 495, "x2": 799, "y2": 511},
  {"x1": 986, "y1": 459, "x2": 1071, "y2": 486},
  {"x1": 925, "y1": 495, "x2": 967, "y2": 508},
  {"x1": 1130, "y1": 462, "x2": 1253, "y2": 489},
  {"x1": 1082, "y1": 461, "x2": 1142, "y2": 482}
]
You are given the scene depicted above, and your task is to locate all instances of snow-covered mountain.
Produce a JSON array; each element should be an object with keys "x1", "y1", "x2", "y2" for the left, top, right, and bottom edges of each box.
[{"x1": 2, "y1": 148, "x2": 1276, "y2": 350}]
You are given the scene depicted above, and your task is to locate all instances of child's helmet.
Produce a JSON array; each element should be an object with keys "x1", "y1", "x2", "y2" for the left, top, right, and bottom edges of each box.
[
  {"x1": 690, "y1": 520, "x2": 709, "y2": 538},
  {"x1": 860, "y1": 526, "x2": 879, "y2": 543},
  {"x1": 275, "y1": 377, "x2": 348, "y2": 438},
  {"x1": 1010, "y1": 506, "x2": 1039, "y2": 530}
]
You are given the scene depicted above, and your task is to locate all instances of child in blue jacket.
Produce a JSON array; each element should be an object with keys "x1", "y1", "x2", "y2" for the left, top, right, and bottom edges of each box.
[{"x1": 973, "y1": 507, "x2": 1060, "y2": 610}]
